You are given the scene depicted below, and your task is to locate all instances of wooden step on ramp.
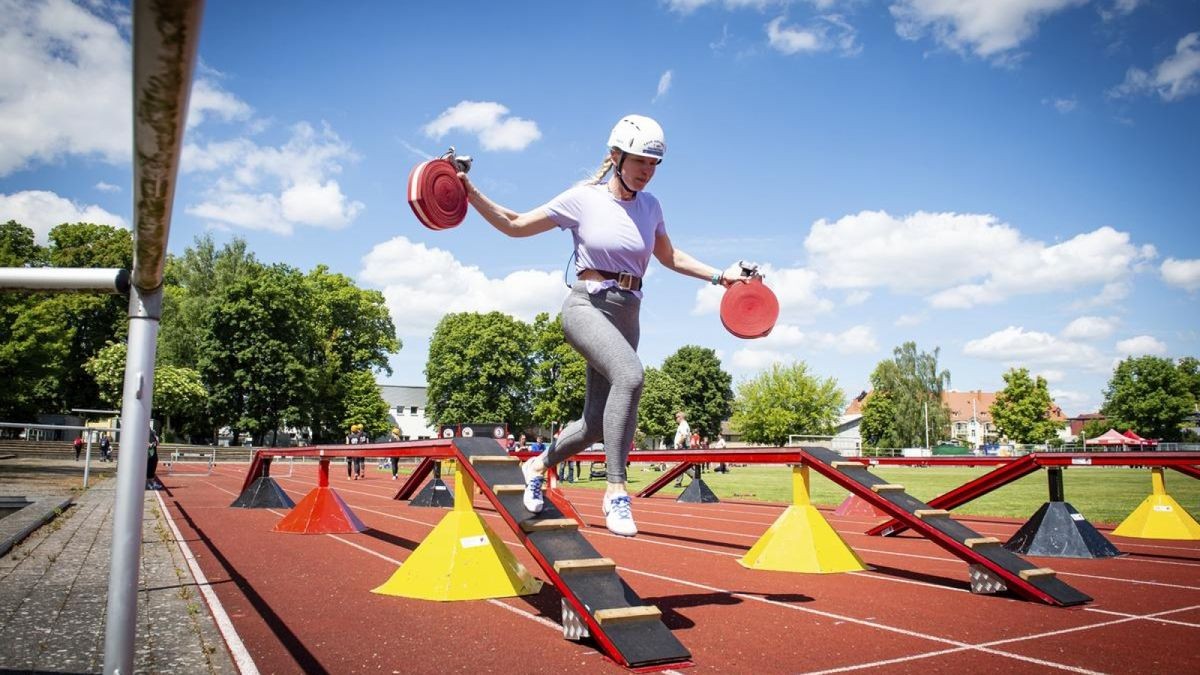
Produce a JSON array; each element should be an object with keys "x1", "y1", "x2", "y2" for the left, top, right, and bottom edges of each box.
[
  {"x1": 798, "y1": 446, "x2": 1091, "y2": 608},
  {"x1": 452, "y1": 437, "x2": 691, "y2": 669}
]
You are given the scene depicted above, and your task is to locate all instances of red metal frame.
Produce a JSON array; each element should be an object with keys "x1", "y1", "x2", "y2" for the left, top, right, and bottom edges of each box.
[
  {"x1": 393, "y1": 456, "x2": 436, "y2": 500},
  {"x1": 867, "y1": 455, "x2": 1040, "y2": 537},
  {"x1": 636, "y1": 461, "x2": 695, "y2": 498},
  {"x1": 798, "y1": 449, "x2": 1086, "y2": 607}
]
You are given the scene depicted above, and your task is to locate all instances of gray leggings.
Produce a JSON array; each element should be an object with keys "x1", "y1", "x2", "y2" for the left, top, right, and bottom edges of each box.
[{"x1": 542, "y1": 283, "x2": 643, "y2": 483}]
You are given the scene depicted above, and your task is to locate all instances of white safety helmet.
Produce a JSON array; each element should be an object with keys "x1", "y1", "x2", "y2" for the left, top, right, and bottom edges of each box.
[{"x1": 607, "y1": 115, "x2": 666, "y2": 162}]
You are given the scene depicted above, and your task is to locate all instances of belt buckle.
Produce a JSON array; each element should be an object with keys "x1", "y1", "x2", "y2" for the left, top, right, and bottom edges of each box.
[{"x1": 617, "y1": 272, "x2": 635, "y2": 290}]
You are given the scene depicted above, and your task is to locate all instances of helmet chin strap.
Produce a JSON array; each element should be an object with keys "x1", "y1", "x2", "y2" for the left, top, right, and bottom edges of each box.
[{"x1": 612, "y1": 150, "x2": 638, "y2": 198}]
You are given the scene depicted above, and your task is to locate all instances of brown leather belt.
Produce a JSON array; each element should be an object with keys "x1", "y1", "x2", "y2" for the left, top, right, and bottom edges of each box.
[{"x1": 578, "y1": 269, "x2": 642, "y2": 291}]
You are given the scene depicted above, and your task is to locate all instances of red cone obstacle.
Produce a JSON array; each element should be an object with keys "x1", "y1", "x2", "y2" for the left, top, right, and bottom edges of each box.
[
  {"x1": 834, "y1": 493, "x2": 889, "y2": 518},
  {"x1": 408, "y1": 158, "x2": 467, "y2": 230},
  {"x1": 273, "y1": 459, "x2": 366, "y2": 534},
  {"x1": 720, "y1": 277, "x2": 779, "y2": 339}
]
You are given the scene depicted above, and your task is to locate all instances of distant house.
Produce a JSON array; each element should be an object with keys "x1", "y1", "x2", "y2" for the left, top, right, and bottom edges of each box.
[
  {"x1": 377, "y1": 385, "x2": 438, "y2": 440},
  {"x1": 833, "y1": 391, "x2": 868, "y2": 455},
  {"x1": 1068, "y1": 412, "x2": 1107, "y2": 440}
]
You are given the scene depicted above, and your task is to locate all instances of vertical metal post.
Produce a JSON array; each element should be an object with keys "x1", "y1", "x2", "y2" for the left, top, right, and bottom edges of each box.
[
  {"x1": 1047, "y1": 467, "x2": 1064, "y2": 502},
  {"x1": 102, "y1": 285, "x2": 162, "y2": 674},
  {"x1": 83, "y1": 434, "x2": 93, "y2": 488},
  {"x1": 791, "y1": 465, "x2": 811, "y2": 507}
]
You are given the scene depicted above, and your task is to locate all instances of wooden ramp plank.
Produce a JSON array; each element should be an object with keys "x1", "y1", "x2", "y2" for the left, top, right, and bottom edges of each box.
[
  {"x1": 798, "y1": 446, "x2": 1091, "y2": 608},
  {"x1": 452, "y1": 437, "x2": 691, "y2": 669}
]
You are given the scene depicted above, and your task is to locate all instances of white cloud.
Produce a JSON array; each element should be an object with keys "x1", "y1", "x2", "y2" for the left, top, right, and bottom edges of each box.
[
  {"x1": 963, "y1": 326, "x2": 1104, "y2": 368},
  {"x1": 0, "y1": 190, "x2": 128, "y2": 243},
  {"x1": 1050, "y1": 388, "x2": 1095, "y2": 415},
  {"x1": 758, "y1": 323, "x2": 879, "y2": 354},
  {"x1": 844, "y1": 290, "x2": 870, "y2": 305},
  {"x1": 1037, "y1": 369, "x2": 1065, "y2": 383},
  {"x1": 1061, "y1": 315, "x2": 1118, "y2": 340},
  {"x1": 654, "y1": 70, "x2": 674, "y2": 102},
  {"x1": 182, "y1": 122, "x2": 363, "y2": 234},
  {"x1": 1115, "y1": 334, "x2": 1167, "y2": 356},
  {"x1": 806, "y1": 211, "x2": 1157, "y2": 310},
  {"x1": 731, "y1": 348, "x2": 794, "y2": 371},
  {"x1": 1161, "y1": 257, "x2": 1200, "y2": 291},
  {"x1": 0, "y1": 0, "x2": 132, "y2": 176},
  {"x1": 360, "y1": 236, "x2": 568, "y2": 336},
  {"x1": 766, "y1": 15, "x2": 860, "y2": 56},
  {"x1": 94, "y1": 181, "x2": 121, "y2": 193},
  {"x1": 1099, "y1": 0, "x2": 1142, "y2": 21},
  {"x1": 1043, "y1": 96, "x2": 1078, "y2": 113},
  {"x1": 691, "y1": 264, "x2": 833, "y2": 323},
  {"x1": 187, "y1": 78, "x2": 254, "y2": 129},
  {"x1": 890, "y1": 0, "x2": 1088, "y2": 60},
  {"x1": 1109, "y1": 32, "x2": 1200, "y2": 102},
  {"x1": 894, "y1": 312, "x2": 926, "y2": 327},
  {"x1": 423, "y1": 101, "x2": 541, "y2": 152},
  {"x1": 665, "y1": 0, "x2": 790, "y2": 14}
]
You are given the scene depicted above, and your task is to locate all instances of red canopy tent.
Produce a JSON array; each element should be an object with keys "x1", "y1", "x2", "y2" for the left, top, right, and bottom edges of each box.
[
  {"x1": 1121, "y1": 430, "x2": 1158, "y2": 447},
  {"x1": 1085, "y1": 429, "x2": 1132, "y2": 447}
]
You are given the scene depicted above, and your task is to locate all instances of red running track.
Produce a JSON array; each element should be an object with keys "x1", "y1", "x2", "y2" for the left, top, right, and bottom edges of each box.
[{"x1": 156, "y1": 463, "x2": 1200, "y2": 674}]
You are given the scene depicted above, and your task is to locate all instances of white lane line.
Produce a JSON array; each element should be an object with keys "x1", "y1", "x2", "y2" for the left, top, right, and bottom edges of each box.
[
  {"x1": 622, "y1": 567, "x2": 1106, "y2": 675},
  {"x1": 155, "y1": 491, "x2": 260, "y2": 675},
  {"x1": 1082, "y1": 605, "x2": 1200, "y2": 628}
]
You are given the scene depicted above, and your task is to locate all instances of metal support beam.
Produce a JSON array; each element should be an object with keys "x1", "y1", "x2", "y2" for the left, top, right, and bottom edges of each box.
[{"x1": 0, "y1": 268, "x2": 130, "y2": 293}]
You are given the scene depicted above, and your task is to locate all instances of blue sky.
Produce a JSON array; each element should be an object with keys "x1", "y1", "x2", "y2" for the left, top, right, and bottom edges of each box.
[{"x1": 3, "y1": 0, "x2": 1198, "y2": 417}]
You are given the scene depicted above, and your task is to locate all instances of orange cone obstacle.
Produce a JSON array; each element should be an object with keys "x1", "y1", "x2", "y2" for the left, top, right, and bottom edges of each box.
[
  {"x1": 273, "y1": 459, "x2": 366, "y2": 534},
  {"x1": 740, "y1": 465, "x2": 867, "y2": 573},
  {"x1": 1112, "y1": 467, "x2": 1200, "y2": 540}
]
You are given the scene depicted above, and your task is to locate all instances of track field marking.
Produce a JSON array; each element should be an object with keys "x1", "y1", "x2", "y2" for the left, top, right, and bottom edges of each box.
[
  {"x1": 155, "y1": 491, "x2": 260, "y2": 675},
  {"x1": 621, "y1": 568, "x2": 1106, "y2": 674},
  {"x1": 1082, "y1": 605, "x2": 1200, "y2": 629}
]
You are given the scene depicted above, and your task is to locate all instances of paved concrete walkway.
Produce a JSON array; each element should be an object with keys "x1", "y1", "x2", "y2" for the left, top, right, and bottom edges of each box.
[{"x1": 0, "y1": 476, "x2": 239, "y2": 673}]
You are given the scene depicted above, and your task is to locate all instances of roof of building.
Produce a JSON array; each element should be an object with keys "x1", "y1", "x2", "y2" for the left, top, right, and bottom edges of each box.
[{"x1": 378, "y1": 385, "x2": 427, "y2": 409}]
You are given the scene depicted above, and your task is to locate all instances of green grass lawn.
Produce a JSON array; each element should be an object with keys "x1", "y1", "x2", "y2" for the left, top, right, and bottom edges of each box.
[{"x1": 550, "y1": 462, "x2": 1200, "y2": 526}]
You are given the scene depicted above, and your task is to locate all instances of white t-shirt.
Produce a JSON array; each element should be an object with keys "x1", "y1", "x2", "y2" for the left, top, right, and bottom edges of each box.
[
  {"x1": 674, "y1": 420, "x2": 690, "y2": 448},
  {"x1": 542, "y1": 183, "x2": 666, "y2": 295}
]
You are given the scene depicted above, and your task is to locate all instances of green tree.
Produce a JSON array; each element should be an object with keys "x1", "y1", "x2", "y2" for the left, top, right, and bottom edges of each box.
[
  {"x1": 730, "y1": 362, "x2": 843, "y2": 446},
  {"x1": 0, "y1": 220, "x2": 46, "y2": 267},
  {"x1": 1080, "y1": 417, "x2": 1111, "y2": 441},
  {"x1": 866, "y1": 342, "x2": 951, "y2": 448},
  {"x1": 159, "y1": 235, "x2": 260, "y2": 369},
  {"x1": 638, "y1": 366, "x2": 684, "y2": 447},
  {"x1": 1101, "y1": 355, "x2": 1195, "y2": 441},
  {"x1": 529, "y1": 312, "x2": 586, "y2": 428},
  {"x1": 425, "y1": 312, "x2": 534, "y2": 431},
  {"x1": 84, "y1": 342, "x2": 207, "y2": 439},
  {"x1": 991, "y1": 368, "x2": 1061, "y2": 443},
  {"x1": 340, "y1": 369, "x2": 393, "y2": 439},
  {"x1": 0, "y1": 297, "x2": 72, "y2": 418},
  {"x1": 303, "y1": 265, "x2": 400, "y2": 442},
  {"x1": 47, "y1": 222, "x2": 132, "y2": 269},
  {"x1": 859, "y1": 391, "x2": 897, "y2": 447},
  {"x1": 661, "y1": 345, "x2": 733, "y2": 441},
  {"x1": 199, "y1": 264, "x2": 317, "y2": 445},
  {"x1": 1178, "y1": 357, "x2": 1200, "y2": 406}
]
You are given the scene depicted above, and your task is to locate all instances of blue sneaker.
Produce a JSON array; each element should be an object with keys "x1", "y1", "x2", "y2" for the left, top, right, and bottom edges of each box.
[
  {"x1": 603, "y1": 494, "x2": 637, "y2": 537},
  {"x1": 522, "y1": 458, "x2": 545, "y2": 513}
]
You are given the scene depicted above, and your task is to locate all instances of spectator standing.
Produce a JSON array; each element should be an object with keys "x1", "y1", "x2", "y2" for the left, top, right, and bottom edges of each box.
[
  {"x1": 673, "y1": 411, "x2": 691, "y2": 487},
  {"x1": 714, "y1": 434, "x2": 729, "y2": 473},
  {"x1": 388, "y1": 427, "x2": 402, "y2": 480},
  {"x1": 99, "y1": 432, "x2": 112, "y2": 462},
  {"x1": 73, "y1": 434, "x2": 83, "y2": 461},
  {"x1": 146, "y1": 427, "x2": 161, "y2": 489},
  {"x1": 346, "y1": 424, "x2": 368, "y2": 479}
]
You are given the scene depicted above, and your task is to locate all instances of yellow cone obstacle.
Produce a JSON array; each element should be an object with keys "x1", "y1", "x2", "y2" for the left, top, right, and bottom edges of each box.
[
  {"x1": 739, "y1": 465, "x2": 867, "y2": 573},
  {"x1": 1112, "y1": 467, "x2": 1200, "y2": 540},
  {"x1": 372, "y1": 465, "x2": 543, "y2": 600}
]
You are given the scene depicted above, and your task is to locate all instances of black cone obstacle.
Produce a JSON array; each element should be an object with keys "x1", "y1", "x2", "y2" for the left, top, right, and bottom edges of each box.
[
  {"x1": 232, "y1": 476, "x2": 295, "y2": 508},
  {"x1": 231, "y1": 458, "x2": 295, "y2": 508},
  {"x1": 410, "y1": 461, "x2": 455, "y2": 508},
  {"x1": 1003, "y1": 467, "x2": 1120, "y2": 558},
  {"x1": 676, "y1": 466, "x2": 720, "y2": 504}
]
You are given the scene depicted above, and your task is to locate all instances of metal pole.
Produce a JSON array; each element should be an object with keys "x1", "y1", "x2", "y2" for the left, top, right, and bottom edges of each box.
[
  {"x1": 84, "y1": 434, "x2": 92, "y2": 488},
  {"x1": 102, "y1": 286, "x2": 161, "y2": 675},
  {"x1": 0, "y1": 268, "x2": 129, "y2": 292},
  {"x1": 103, "y1": 2, "x2": 203, "y2": 671},
  {"x1": 923, "y1": 401, "x2": 930, "y2": 450}
]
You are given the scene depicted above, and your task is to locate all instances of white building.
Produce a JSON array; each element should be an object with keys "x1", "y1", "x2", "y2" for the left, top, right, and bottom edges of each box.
[{"x1": 378, "y1": 385, "x2": 438, "y2": 440}]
